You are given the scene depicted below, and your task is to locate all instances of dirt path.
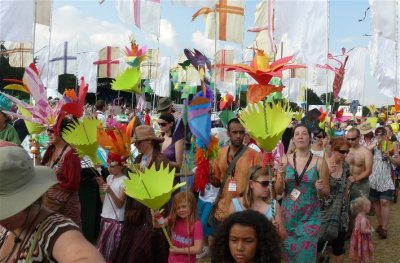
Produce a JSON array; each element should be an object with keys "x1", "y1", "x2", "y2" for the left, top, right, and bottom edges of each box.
[{"x1": 343, "y1": 200, "x2": 400, "y2": 263}]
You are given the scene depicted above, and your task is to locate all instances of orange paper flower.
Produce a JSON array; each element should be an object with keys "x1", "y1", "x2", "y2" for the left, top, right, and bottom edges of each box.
[{"x1": 97, "y1": 124, "x2": 131, "y2": 157}]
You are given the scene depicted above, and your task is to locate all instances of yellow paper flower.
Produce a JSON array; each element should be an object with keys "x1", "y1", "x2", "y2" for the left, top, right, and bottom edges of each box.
[
  {"x1": 61, "y1": 117, "x2": 101, "y2": 164},
  {"x1": 125, "y1": 164, "x2": 185, "y2": 210},
  {"x1": 239, "y1": 101, "x2": 292, "y2": 152}
]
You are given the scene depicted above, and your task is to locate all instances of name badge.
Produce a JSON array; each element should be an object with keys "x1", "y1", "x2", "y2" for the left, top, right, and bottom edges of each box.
[
  {"x1": 228, "y1": 179, "x2": 237, "y2": 192},
  {"x1": 290, "y1": 188, "x2": 301, "y2": 201}
]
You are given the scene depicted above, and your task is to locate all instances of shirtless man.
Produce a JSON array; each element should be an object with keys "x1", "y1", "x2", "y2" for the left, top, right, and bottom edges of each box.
[{"x1": 345, "y1": 127, "x2": 373, "y2": 200}]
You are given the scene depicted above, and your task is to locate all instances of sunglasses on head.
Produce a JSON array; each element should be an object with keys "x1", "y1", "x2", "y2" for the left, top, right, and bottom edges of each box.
[
  {"x1": 346, "y1": 137, "x2": 358, "y2": 141},
  {"x1": 338, "y1": 149, "x2": 349, "y2": 155},
  {"x1": 252, "y1": 180, "x2": 271, "y2": 187},
  {"x1": 158, "y1": 122, "x2": 168, "y2": 127}
]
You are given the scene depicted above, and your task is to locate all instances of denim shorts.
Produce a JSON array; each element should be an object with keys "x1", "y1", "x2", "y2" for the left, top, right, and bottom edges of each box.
[{"x1": 369, "y1": 188, "x2": 394, "y2": 201}]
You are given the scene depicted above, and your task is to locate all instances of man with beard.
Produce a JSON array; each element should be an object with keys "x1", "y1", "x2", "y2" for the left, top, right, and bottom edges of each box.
[{"x1": 210, "y1": 118, "x2": 262, "y2": 223}]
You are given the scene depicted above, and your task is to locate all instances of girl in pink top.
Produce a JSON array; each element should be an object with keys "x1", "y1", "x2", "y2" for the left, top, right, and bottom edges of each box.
[
  {"x1": 349, "y1": 196, "x2": 374, "y2": 262},
  {"x1": 156, "y1": 192, "x2": 203, "y2": 262}
]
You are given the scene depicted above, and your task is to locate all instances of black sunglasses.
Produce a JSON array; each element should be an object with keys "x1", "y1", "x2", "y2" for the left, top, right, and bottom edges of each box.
[
  {"x1": 46, "y1": 129, "x2": 55, "y2": 134},
  {"x1": 338, "y1": 149, "x2": 349, "y2": 155},
  {"x1": 315, "y1": 135, "x2": 325, "y2": 139},
  {"x1": 252, "y1": 180, "x2": 271, "y2": 187},
  {"x1": 158, "y1": 122, "x2": 168, "y2": 127},
  {"x1": 346, "y1": 137, "x2": 358, "y2": 141}
]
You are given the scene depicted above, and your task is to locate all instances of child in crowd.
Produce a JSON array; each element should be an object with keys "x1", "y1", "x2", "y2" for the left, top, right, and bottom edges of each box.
[
  {"x1": 349, "y1": 196, "x2": 374, "y2": 262},
  {"x1": 155, "y1": 192, "x2": 203, "y2": 263},
  {"x1": 96, "y1": 152, "x2": 128, "y2": 262}
]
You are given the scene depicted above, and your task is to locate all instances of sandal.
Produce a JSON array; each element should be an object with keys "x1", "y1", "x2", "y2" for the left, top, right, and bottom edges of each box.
[{"x1": 379, "y1": 229, "x2": 388, "y2": 239}]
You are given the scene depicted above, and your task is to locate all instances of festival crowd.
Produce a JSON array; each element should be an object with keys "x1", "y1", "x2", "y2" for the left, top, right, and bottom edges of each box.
[{"x1": 0, "y1": 95, "x2": 398, "y2": 263}]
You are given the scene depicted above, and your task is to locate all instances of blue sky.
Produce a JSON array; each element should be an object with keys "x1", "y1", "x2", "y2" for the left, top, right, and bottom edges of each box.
[{"x1": 36, "y1": 0, "x2": 388, "y2": 106}]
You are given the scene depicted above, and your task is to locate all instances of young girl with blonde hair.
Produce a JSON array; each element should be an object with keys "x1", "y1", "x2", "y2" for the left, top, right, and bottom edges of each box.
[
  {"x1": 349, "y1": 196, "x2": 374, "y2": 262},
  {"x1": 155, "y1": 191, "x2": 203, "y2": 262},
  {"x1": 228, "y1": 165, "x2": 287, "y2": 240}
]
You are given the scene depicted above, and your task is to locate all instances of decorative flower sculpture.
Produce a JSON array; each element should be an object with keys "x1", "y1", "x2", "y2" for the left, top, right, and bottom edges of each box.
[{"x1": 239, "y1": 101, "x2": 293, "y2": 152}]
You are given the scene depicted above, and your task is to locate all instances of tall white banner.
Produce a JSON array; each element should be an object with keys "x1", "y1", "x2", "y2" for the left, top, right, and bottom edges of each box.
[
  {"x1": 0, "y1": 0, "x2": 35, "y2": 42},
  {"x1": 274, "y1": 0, "x2": 328, "y2": 66},
  {"x1": 151, "y1": 57, "x2": 171, "y2": 97},
  {"x1": 340, "y1": 48, "x2": 367, "y2": 101},
  {"x1": 77, "y1": 52, "x2": 99, "y2": 94}
]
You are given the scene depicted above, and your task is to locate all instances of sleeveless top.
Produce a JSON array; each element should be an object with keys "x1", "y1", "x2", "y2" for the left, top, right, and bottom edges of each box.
[{"x1": 231, "y1": 198, "x2": 275, "y2": 221}]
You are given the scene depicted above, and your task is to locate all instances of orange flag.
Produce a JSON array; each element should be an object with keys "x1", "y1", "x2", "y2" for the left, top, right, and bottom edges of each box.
[{"x1": 394, "y1": 97, "x2": 400, "y2": 112}]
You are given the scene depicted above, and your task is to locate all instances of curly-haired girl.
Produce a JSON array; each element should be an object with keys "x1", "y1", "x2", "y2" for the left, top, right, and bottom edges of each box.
[{"x1": 211, "y1": 210, "x2": 282, "y2": 263}]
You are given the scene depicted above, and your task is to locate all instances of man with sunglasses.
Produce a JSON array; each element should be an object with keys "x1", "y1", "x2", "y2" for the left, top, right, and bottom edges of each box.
[{"x1": 345, "y1": 127, "x2": 373, "y2": 201}]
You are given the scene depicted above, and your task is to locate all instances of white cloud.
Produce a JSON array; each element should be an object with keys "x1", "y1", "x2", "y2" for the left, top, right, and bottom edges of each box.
[
  {"x1": 145, "y1": 19, "x2": 178, "y2": 50},
  {"x1": 35, "y1": 5, "x2": 131, "y2": 53},
  {"x1": 191, "y1": 30, "x2": 219, "y2": 57}
]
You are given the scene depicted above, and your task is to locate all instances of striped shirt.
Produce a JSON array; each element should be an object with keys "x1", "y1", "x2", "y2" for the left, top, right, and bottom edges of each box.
[{"x1": 0, "y1": 213, "x2": 79, "y2": 262}]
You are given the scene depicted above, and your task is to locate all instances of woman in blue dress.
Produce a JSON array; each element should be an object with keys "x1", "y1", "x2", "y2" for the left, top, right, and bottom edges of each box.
[{"x1": 275, "y1": 124, "x2": 330, "y2": 262}]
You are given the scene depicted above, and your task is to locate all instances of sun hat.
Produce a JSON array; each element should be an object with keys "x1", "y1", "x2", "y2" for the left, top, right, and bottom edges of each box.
[
  {"x1": 0, "y1": 145, "x2": 56, "y2": 220},
  {"x1": 156, "y1": 97, "x2": 173, "y2": 112},
  {"x1": 132, "y1": 125, "x2": 165, "y2": 143},
  {"x1": 357, "y1": 121, "x2": 375, "y2": 135}
]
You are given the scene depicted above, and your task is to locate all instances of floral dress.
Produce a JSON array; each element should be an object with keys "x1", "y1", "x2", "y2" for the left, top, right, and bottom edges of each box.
[
  {"x1": 282, "y1": 164, "x2": 320, "y2": 263},
  {"x1": 349, "y1": 214, "x2": 374, "y2": 262}
]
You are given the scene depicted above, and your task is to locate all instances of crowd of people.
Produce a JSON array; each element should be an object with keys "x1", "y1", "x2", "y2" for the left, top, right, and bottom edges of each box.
[{"x1": 0, "y1": 96, "x2": 399, "y2": 263}]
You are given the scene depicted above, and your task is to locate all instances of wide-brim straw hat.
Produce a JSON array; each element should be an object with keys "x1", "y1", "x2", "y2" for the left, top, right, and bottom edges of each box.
[
  {"x1": 0, "y1": 145, "x2": 57, "y2": 220},
  {"x1": 132, "y1": 125, "x2": 165, "y2": 143},
  {"x1": 357, "y1": 121, "x2": 375, "y2": 135},
  {"x1": 156, "y1": 97, "x2": 173, "y2": 112}
]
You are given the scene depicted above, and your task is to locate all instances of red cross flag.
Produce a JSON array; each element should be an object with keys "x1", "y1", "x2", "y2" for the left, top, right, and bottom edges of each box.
[{"x1": 94, "y1": 46, "x2": 122, "y2": 78}]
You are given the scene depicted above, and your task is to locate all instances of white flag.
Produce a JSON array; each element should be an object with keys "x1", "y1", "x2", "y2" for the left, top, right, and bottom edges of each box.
[
  {"x1": 340, "y1": 48, "x2": 367, "y2": 101},
  {"x1": 274, "y1": 0, "x2": 328, "y2": 66},
  {"x1": 0, "y1": 0, "x2": 35, "y2": 42},
  {"x1": 282, "y1": 78, "x2": 305, "y2": 105},
  {"x1": 251, "y1": 0, "x2": 274, "y2": 54},
  {"x1": 115, "y1": 0, "x2": 161, "y2": 36},
  {"x1": 7, "y1": 43, "x2": 33, "y2": 68},
  {"x1": 369, "y1": 0, "x2": 397, "y2": 41},
  {"x1": 171, "y1": 0, "x2": 217, "y2": 7},
  {"x1": 49, "y1": 41, "x2": 77, "y2": 75},
  {"x1": 36, "y1": 0, "x2": 52, "y2": 26},
  {"x1": 151, "y1": 57, "x2": 171, "y2": 97},
  {"x1": 77, "y1": 52, "x2": 99, "y2": 94},
  {"x1": 369, "y1": 0, "x2": 400, "y2": 97},
  {"x1": 140, "y1": 49, "x2": 159, "y2": 79},
  {"x1": 36, "y1": 46, "x2": 59, "y2": 91},
  {"x1": 214, "y1": 49, "x2": 234, "y2": 82}
]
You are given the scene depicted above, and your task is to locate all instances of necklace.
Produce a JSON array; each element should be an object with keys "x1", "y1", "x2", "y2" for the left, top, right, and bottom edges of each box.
[{"x1": 0, "y1": 205, "x2": 42, "y2": 262}]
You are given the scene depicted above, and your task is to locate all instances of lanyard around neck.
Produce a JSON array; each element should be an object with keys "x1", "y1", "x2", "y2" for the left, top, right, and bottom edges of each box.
[{"x1": 293, "y1": 152, "x2": 313, "y2": 186}]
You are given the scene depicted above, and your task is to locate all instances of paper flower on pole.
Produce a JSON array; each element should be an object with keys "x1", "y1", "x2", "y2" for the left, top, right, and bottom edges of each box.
[
  {"x1": 2, "y1": 63, "x2": 37, "y2": 94},
  {"x1": 17, "y1": 105, "x2": 44, "y2": 134},
  {"x1": 111, "y1": 40, "x2": 146, "y2": 94},
  {"x1": 183, "y1": 48, "x2": 211, "y2": 81},
  {"x1": 219, "y1": 94, "x2": 234, "y2": 110},
  {"x1": 123, "y1": 40, "x2": 147, "y2": 67},
  {"x1": 61, "y1": 77, "x2": 88, "y2": 118},
  {"x1": 61, "y1": 117, "x2": 101, "y2": 164},
  {"x1": 97, "y1": 123, "x2": 131, "y2": 157},
  {"x1": 216, "y1": 49, "x2": 305, "y2": 103},
  {"x1": 124, "y1": 164, "x2": 185, "y2": 210},
  {"x1": 239, "y1": 101, "x2": 293, "y2": 152},
  {"x1": 0, "y1": 64, "x2": 76, "y2": 134},
  {"x1": 332, "y1": 108, "x2": 350, "y2": 123}
]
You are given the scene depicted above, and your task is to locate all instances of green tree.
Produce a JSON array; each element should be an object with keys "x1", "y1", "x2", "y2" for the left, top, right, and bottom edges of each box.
[{"x1": 306, "y1": 88, "x2": 323, "y2": 105}]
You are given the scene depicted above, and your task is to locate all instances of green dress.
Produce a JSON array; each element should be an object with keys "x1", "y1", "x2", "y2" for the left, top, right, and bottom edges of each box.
[
  {"x1": 282, "y1": 164, "x2": 320, "y2": 263},
  {"x1": 0, "y1": 123, "x2": 20, "y2": 144}
]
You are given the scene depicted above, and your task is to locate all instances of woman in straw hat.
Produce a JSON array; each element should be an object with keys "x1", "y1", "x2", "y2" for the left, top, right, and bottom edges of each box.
[
  {"x1": 115, "y1": 125, "x2": 170, "y2": 263},
  {"x1": 0, "y1": 142, "x2": 104, "y2": 262}
]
